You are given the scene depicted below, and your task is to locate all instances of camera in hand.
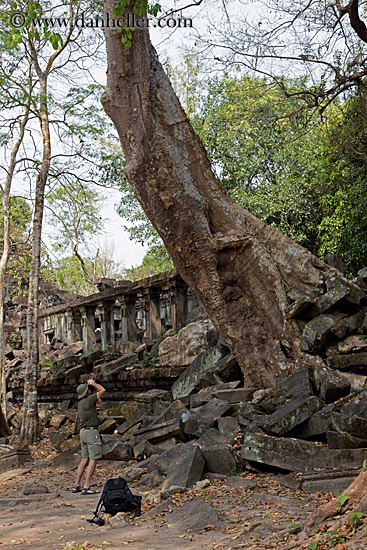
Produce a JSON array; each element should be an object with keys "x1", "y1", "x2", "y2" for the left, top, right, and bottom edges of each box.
[{"x1": 88, "y1": 378, "x2": 100, "y2": 393}]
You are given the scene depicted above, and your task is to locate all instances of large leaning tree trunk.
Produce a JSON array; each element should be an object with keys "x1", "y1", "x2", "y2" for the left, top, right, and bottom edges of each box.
[{"x1": 102, "y1": 1, "x2": 335, "y2": 388}]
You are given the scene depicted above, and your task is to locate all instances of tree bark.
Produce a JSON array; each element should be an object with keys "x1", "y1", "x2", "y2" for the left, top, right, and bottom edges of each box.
[
  {"x1": 0, "y1": 406, "x2": 11, "y2": 436},
  {"x1": 0, "y1": 106, "x2": 29, "y2": 428},
  {"x1": 102, "y1": 2, "x2": 335, "y2": 387},
  {"x1": 21, "y1": 70, "x2": 50, "y2": 444}
]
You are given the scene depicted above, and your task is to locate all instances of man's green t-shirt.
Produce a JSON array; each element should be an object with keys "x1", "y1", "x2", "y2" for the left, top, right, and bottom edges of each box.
[{"x1": 78, "y1": 393, "x2": 99, "y2": 429}]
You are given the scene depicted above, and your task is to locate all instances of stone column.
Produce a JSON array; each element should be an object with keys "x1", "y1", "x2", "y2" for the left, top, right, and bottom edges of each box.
[
  {"x1": 143, "y1": 288, "x2": 162, "y2": 339},
  {"x1": 116, "y1": 297, "x2": 128, "y2": 342},
  {"x1": 126, "y1": 295, "x2": 138, "y2": 342},
  {"x1": 170, "y1": 280, "x2": 187, "y2": 331},
  {"x1": 80, "y1": 306, "x2": 96, "y2": 354},
  {"x1": 160, "y1": 286, "x2": 172, "y2": 332},
  {"x1": 96, "y1": 302, "x2": 115, "y2": 351}
]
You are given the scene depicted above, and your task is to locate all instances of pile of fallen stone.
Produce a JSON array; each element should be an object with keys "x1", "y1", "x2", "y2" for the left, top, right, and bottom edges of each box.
[
  {"x1": 287, "y1": 269, "x2": 367, "y2": 362},
  {"x1": 29, "y1": 350, "x2": 365, "y2": 503}
]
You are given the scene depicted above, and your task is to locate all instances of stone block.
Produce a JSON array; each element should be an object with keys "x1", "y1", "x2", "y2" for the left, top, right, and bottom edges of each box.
[
  {"x1": 171, "y1": 343, "x2": 230, "y2": 400},
  {"x1": 325, "y1": 275, "x2": 365, "y2": 306},
  {"x1": 49, "y1": 432, "x2": 69, "y2": 452},
  {"x1": 339, "y1": 394, "x2": 367, "y2": 418},
  {"x1": 242, "y1": 432, "x2": 367, "y2": 471},
  {"x1": 336, "y1": 335, "x2": 367, "y2": 354},
  {"x1": 331, "y1": 412, "x2": 367, "y2": 438},
  {"x1": 161, "y1": 444, "x2": 205, "y2": 491},
  {"x1": 327, "y1": 430, "x2": 367, "y2": 449},
  {"x1": 208, "y1": 353, "x2": 242, "y2": 382},
  {"x1": 331, "y1": 311, "x2": 366, "y2": 340},
  {"x1": 101, "y1": 352, "x2": 139, "y2": 378},
  {"x1": 156, "y1": 437, "x2": 177, "y2": 451},
  {"x1": 217, "y1": 416, "x2": 239, "y2": 438},
  {"x1": 285, "y1": 292, "x2": 321, "y2": 319},
  {"x1": 159, "y1": 321, "x2": 213, "y2": 367},
  {"x1": 148, "y1": 442, "x2": 191, "y2": 475},
  {"x1": 190, "y1": 393, "x2": 213, "y2": 409},
  {"x1": 98, "y1": 418, "x2": 117, "y2": 434},
  {"x1": 196, "y1": 429, "x2": 236, "y2": 475},
  {"x1": 49, "y1": 412, "x2": 67, "y2": 428},
  {"x1": 134, "y1": 418, "x2": 185, "y2": 444},
  {"x1": 280, "y1": 468, "x2": 360, "y2": 495},
  {"x1": 214, "y1": 388, "x2": 256, "y2": 404},
  {"x1": 183, "y1": 398, "x2": 232, "y2": 437},
  {"x1": 357, "y1": 266, "x2": 367, "y2": 290},
  {"x1": 149, "y1": 399, "x2": 188, "y2": 427},
  {"x1": 259, "y1": 395, "x2": 322, "y2": 436},
  {"x1": 301, "y1": 313, "x2": 345, "y2": 353},
  {"x1": 326, "y1": 353, "x2": 367, "y2": 370},
  {"x1": 141, "y1": 497, "x2": 177, "y2": 519},
  {"x1": 237, "y1": 402, "x2": 265, "y2": 427},
  {"x1": 133, "y1": 440, "x2": 164, "y2": 460},
  {"x1": 23, "y1": 485, "x2": 49, "y2": 495},
  {"x1": 338, "y1": 372, "x2": 367, "y2": 392},
  {"x1": 316, "y1": 286, "x2": 350, "y2": 314},
  {"x1": 116, "y1": 408, "x2": 149, "y2": 436},
  {"x1": 260, "y1": 367, "x2": 313, "y2": 414},
  {"x1": 164, "y1": 498, "x2": 221, "y2": 532},
  {"x1": 313, "y1": 366, "x2": 351, "y2": 403},
  {"x1": 196, "y1": 427, "x2": 232, "y2": 447},
  {"x1": 64, "y1": 410, "x2": 77, "y2": 423},
  {"x1": 134, "y1": 469, "x2": 165, "y2": 491},
  {"x1": 0, "y1": 448, "x2": 31, "y2": 470},
  {"x1": 199, "y1": 381, "x2": 241, "y2": 393},
  {"x1": 289, "y1": 404, "x2": 334, "y2": 439},
  {"x1": 101, "y1": 436, "x2": 132, "y2": 461},
  {"x1": 134, "y1": 389, "x2": 173, "y2": 413},
  {"x1": 50, "y1": 445, "x2": 81, "y2": 471}
]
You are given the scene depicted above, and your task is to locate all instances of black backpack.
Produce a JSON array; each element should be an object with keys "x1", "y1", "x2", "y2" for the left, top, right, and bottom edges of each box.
[{"x1": 88, "y1": 478, "x2": 142, "y2": 526}]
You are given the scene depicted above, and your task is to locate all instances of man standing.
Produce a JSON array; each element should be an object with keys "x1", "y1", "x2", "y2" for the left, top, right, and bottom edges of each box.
[{"x1": 73, "y1": 378, "x2": 105, "y2": 495}]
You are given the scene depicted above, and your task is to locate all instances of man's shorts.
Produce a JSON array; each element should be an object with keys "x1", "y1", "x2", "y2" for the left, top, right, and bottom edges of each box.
[{"x1": 80, "y1": 427, "x2": 102, "y2": 460}]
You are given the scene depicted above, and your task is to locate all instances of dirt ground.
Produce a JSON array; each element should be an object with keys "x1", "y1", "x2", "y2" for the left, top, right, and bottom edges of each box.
[{"x1": 1, "y1": 439, "x2": 341, "y2": 550}]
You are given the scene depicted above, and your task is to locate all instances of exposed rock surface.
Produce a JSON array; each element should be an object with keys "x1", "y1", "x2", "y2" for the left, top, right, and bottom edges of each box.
[{"x1": 158, "y1": 321, "x2": 214, "y2": 367}]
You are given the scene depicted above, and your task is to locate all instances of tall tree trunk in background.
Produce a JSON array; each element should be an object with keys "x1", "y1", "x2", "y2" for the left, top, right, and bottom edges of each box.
[
  {"x1": 21, "y1": 70, "x2": 50, "y2": 444},
  {"x1": 102, "y1": 2, "x2": 335, "y2": 387},
  {"x1": 0, "y1": 407, "x2": 10, "y2": 436},
  {"x1": 0, "y1": 106, "x2": 29, "y2": 429}
]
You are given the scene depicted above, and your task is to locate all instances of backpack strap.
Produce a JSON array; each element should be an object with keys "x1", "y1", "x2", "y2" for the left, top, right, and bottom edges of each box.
[{"x1": 92, "y1": 493, "x2": 104, "y2": 519}]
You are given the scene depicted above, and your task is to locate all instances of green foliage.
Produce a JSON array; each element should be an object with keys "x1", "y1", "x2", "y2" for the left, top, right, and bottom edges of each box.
[
  {"x1": 42, "y1": 249, "x2": 124, "y2": 296},
  {"x1": 124, "y1": 245, "x2": 174, "y2": 280},
  {"x1": 47, "y1": 181, "x2": 104, "y2": 254},
  {"x1": 339, "y1": 493, "x2": 349, "y2": 507},
  {"x1": 195, "y1": 74, "x2": 328, "y2": 252},
  {"x1": 141, "y1": 356, "x2": 160, "y2": 368},
  {"x1": 315, "y1": 90, "x2": 367, "y2": 274},
  {"x1": 39, "y1": 356, "x2": 57, "y2": 374},
  {"x1": 348, "y1": 511, "x2": 366, "y2": 528},
  {"x1": 112, "y1": 0, "x2": 161, "y2": 47},
  {"x1": 0, "y1": 195, "x2": 32, "y2": 279}
]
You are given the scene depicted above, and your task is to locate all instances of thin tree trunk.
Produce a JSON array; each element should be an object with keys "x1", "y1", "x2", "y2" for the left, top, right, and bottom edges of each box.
[
  {"x1": 0, "y1": 406, "x2": 11, "y2": 436},
  {"x1": 101, "y1": 2, "x2": 335, "y2": 387},
  {"x1": 21, "y1": 71, "x2": 50, "y2": 444},
  {"x1": 0, "y1": 106, "x2": 29, "y2": 428},
  {"x1": 71, "y1": 243, "x2": 97, "y2": 293}
]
